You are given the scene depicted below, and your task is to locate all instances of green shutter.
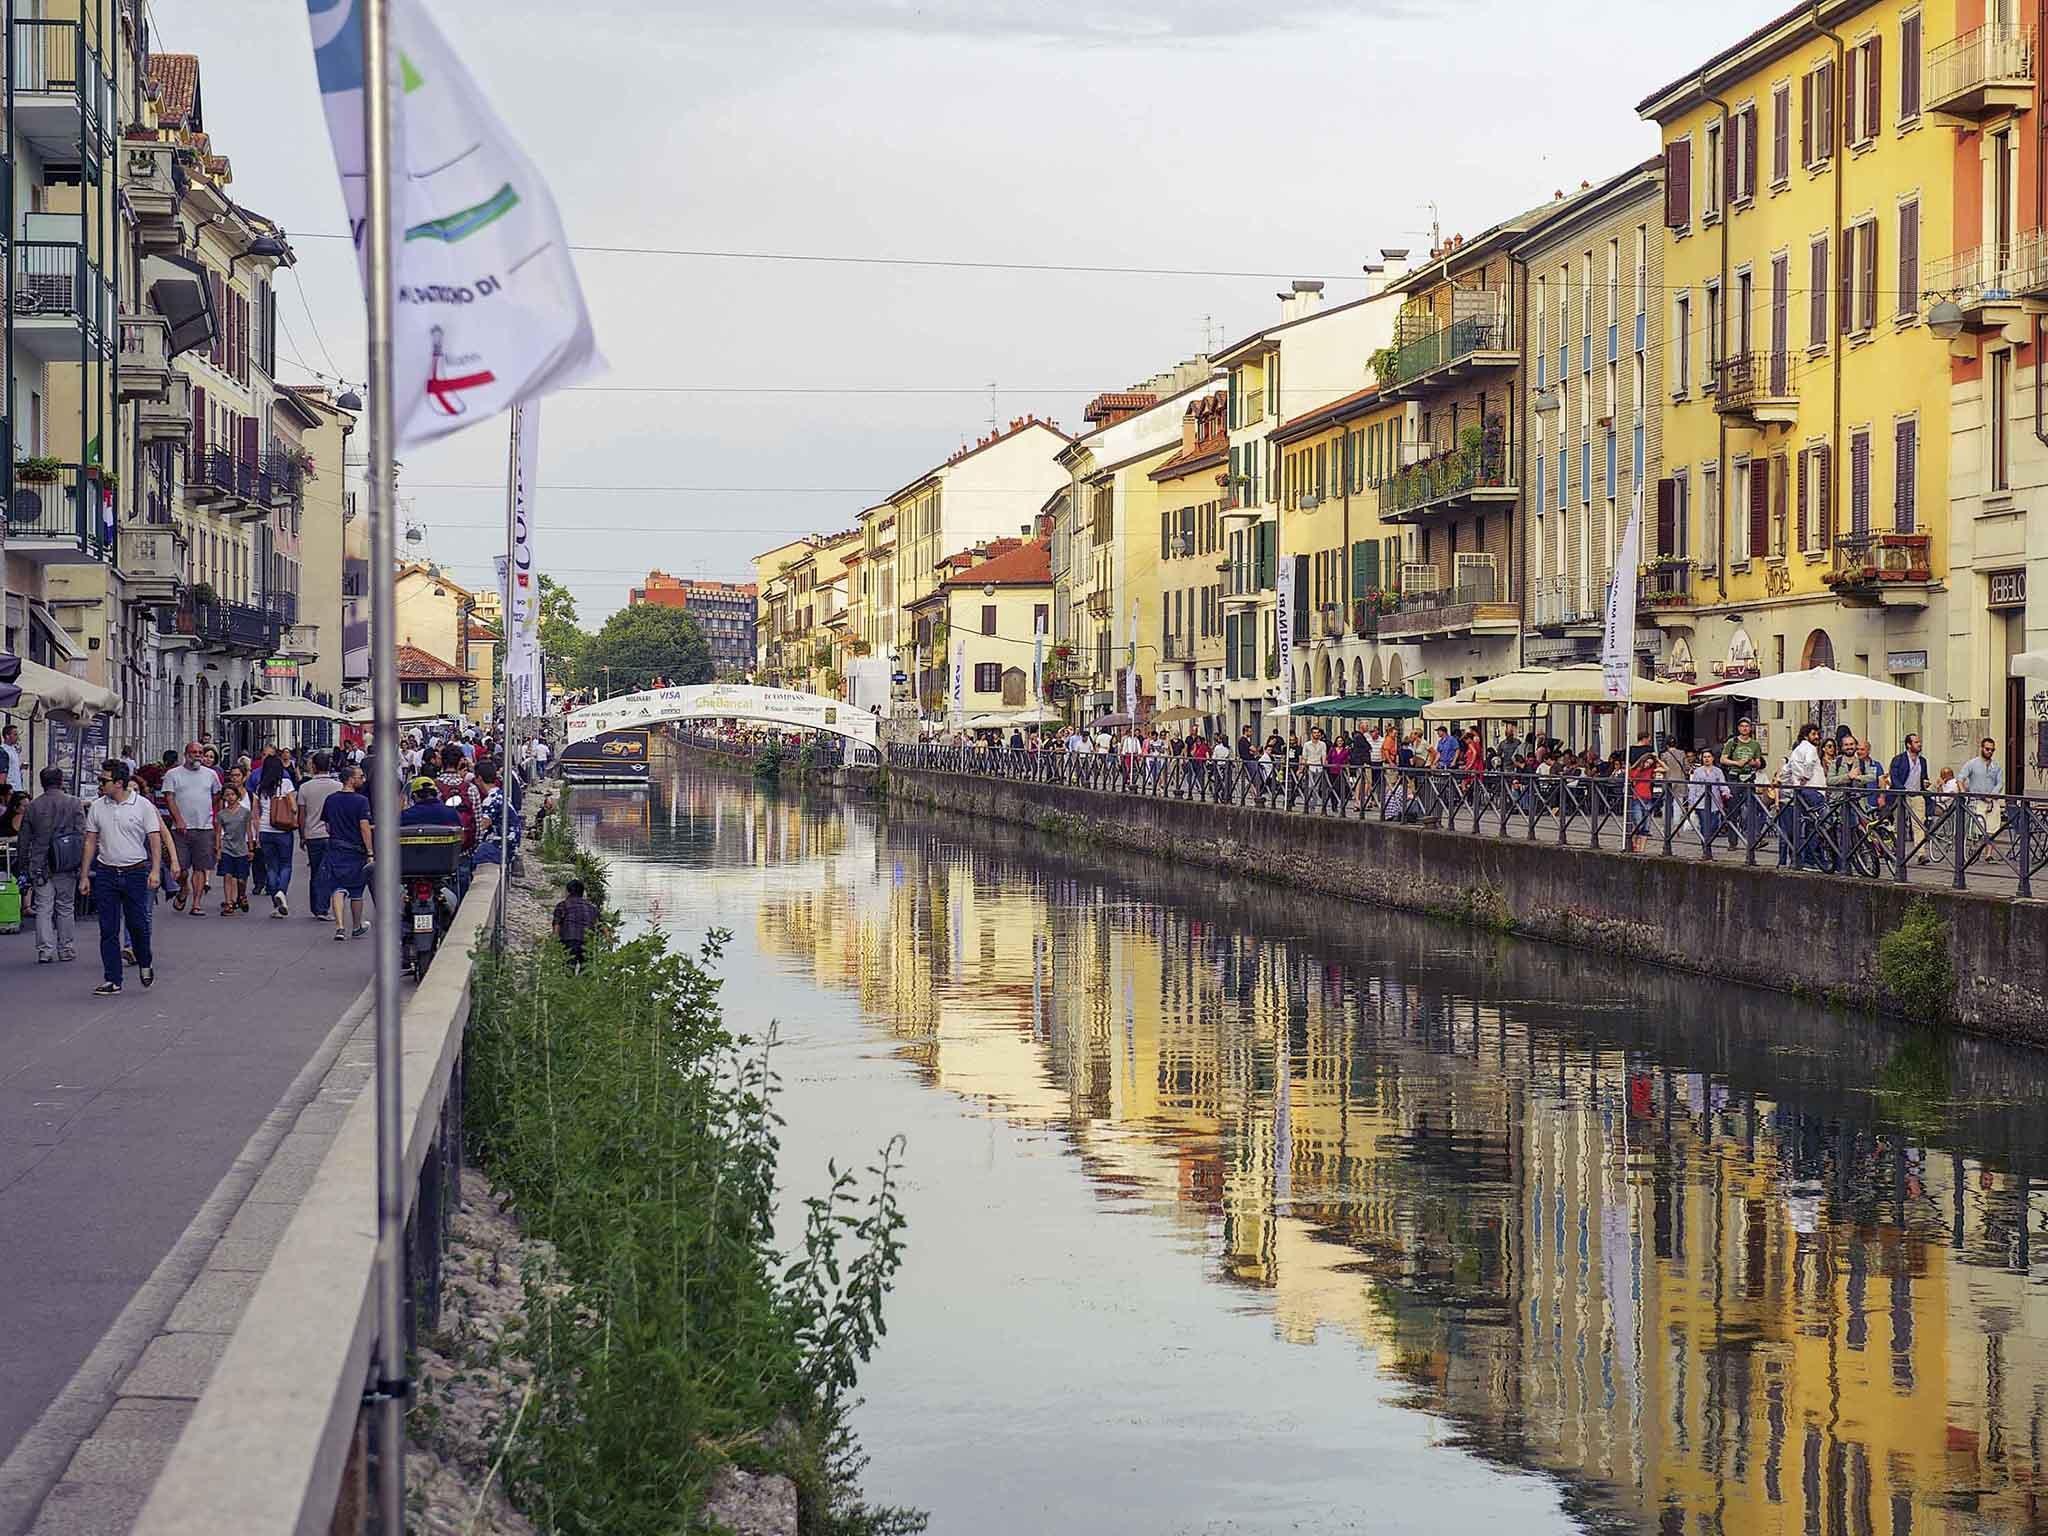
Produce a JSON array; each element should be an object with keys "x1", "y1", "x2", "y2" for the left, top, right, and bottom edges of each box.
[{"x1": 1225, "y1": 613, "x2": 1239, "y2": 679}]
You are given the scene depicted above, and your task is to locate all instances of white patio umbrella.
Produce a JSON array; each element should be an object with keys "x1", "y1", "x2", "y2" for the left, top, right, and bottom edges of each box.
[
  {"x1": 1474, "y1": 663, "x2": 1693, "y2": 707},
  {"x1": 2011, "y1": 651, "x2": 2048, "y2": 680},
  {"x1": 1273, "y1": 693, "x2": 1339, "y2": 718},
  {"x1": 221, "y1": 693, "x2": 352, "y2": 723},
  {"x1": 1692, "y1": 665, "x2": 1945, "y2": 707}
]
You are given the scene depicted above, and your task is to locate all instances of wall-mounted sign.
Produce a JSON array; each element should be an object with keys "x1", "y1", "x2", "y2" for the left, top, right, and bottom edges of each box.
[
  {"x1": 1989, "y1": 568, "x2": 2028, "y2": 609},
  {"x1": 1723, "y1": 628, "x2": 1759, "y2": 680},
  {"x1": 262, "y1": 658, "x2": 299, "y2": 679},
  {"x1": 1886, "y1": 650, "x2": 1929, "y2": 674}
]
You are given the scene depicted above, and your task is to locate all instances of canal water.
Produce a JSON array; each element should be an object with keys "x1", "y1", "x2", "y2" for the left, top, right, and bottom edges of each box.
[{"x1": 567, "y1": 765, "x2": 2048, "y2": 1536}]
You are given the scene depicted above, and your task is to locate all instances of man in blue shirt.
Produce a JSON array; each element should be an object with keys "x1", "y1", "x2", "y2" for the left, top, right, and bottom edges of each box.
[
  {"x1": 320, "y1": 765, "x2": 375, "y2": 939},
  {"x1": 400, "y1": 776, "x2": 463, "y2": 828}
]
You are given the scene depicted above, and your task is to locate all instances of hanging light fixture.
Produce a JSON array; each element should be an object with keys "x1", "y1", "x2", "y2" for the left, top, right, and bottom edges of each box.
[{"x1": 1927, "y1": 299, "x2": 1967, "y2": 341}]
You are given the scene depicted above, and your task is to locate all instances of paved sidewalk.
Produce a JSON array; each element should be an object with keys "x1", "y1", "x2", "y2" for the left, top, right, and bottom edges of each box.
[{"x1": 0, "y1": 857, "x2": 375, "y2": 1532}]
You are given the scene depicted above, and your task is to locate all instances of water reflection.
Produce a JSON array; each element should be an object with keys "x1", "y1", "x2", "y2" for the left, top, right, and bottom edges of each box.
[{"x1": 574, "y1": 773, "x2": 2048, "y2": 1536}]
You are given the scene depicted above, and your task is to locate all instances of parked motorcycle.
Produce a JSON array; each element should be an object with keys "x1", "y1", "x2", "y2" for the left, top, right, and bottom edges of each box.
[{"x1": 398, "y1": 826, "x2": 464, "y2": 980}]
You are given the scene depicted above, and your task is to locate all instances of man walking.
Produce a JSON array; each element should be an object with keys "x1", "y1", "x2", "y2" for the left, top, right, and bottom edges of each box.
[
  {"x1": 320, "y1": 764, "x2": 375, "y2": 940},
  {"x1": 0, "y1": 723, "x2": 21, "y2": 791},
  {"x1": 161, "y1": 742, "x2": 220, "y2": 917},
  {"x1": 79, "y1": 760, "x2": 163, "y2": 995},
  {"x1": 1958, "y1": 737, "x2": 2005, "y2": 843},
  {"x1": 298, "y1": 751, "x2": 342, "y2": 923},
  {"x1": 1888, "y1": 731, "x2": 1933, "y2": 863},
  {"x1": 19, "y1": 765, "x2": 85, "y2": 963}
]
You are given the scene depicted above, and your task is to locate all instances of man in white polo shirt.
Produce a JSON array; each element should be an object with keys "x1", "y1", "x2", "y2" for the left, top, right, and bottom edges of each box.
[{"x1": 80, "y1": 758, "x2": 164, "y2": 995}]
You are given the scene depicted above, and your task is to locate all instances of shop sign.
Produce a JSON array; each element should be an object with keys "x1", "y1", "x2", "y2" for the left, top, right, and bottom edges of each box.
[
  {"x1": 1989, "y1": 568, "x2": 2027, "y2": 608},
  {"x1": 1658, "y1": 635, "x2": 1697, "y2": 684},
  {"x1": 1886, "y1": 650, "x2": 1928, "y2": 674},
  {"x1": 1719, "y1": 627, "x2": 1759, "y2": 681},
  {"x1": 1412, "y1": 676, "x2": 1435, "y2": 700},
  {"x1": 262, "y1": 657, "x2": 300, "y2": 679}
]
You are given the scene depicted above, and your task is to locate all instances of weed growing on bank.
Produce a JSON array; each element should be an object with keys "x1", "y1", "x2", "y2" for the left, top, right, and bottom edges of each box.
[
  {"x1": 466, "y1": 921, "x2": 922, "y2": 1536},
  {"x1": 1876, "y1": 898, "x2": 1955, "y2": 1022}
]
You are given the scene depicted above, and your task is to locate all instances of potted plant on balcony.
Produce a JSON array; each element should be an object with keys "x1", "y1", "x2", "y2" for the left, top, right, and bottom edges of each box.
[
  {"x1": 14, "y1": 456, "x2": 61, "y2": 484},
  {"x1": 287, "y1": 446, "x2": 316, "y2": 477},
  {"x1": 189, "y1": 581, "x2": 218, "y2": 608},
  {"x1": 1369, "y1": 344, "x2": 1402, "y2": 386}
]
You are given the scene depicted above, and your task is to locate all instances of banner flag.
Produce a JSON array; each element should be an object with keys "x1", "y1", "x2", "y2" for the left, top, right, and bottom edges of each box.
[
  {"x1": 305, "y1": 0, "x2": 603, "y2": 448},
  {"x1": 1602, "y1": 484, "x2": 1644, "y2": 703}
]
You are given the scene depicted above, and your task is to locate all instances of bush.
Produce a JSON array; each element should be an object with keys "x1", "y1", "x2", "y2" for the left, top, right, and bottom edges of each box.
[
  {"x1": 1876, "y1": 897, "x2": 1955, "y2": 1021},
  {"x1": 467, "y1": 911, "x2": 919, "y2": 1532},
  {"x1": 755, "y1": 741, "x2": 786, "y2": 781}
]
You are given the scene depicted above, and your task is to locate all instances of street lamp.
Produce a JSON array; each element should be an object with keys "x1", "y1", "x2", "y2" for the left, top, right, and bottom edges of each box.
[{"x1": 1927, "y1": 298, "x2": 1967, "y2": 342}]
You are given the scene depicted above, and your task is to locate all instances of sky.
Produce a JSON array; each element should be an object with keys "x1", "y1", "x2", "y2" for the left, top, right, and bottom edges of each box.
[{"x1": 153, "y1": 0, "x2": 1793, "y2": 627}]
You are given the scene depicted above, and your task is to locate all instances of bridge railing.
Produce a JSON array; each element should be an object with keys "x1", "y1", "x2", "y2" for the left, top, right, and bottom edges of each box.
[{"x1": 887, "y1": 744, "x2": 2048, "y2": 900}]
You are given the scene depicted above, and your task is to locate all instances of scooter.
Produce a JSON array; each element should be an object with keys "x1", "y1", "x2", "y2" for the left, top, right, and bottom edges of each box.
[{"x1": 397, "y1": 826, "x2": 464, "y2": 980}]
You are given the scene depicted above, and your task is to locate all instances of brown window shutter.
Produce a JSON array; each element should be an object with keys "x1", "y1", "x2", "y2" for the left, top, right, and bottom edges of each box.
[
  {"x1": 1821, "y1": 61, "x2": 1835, "y2": 156},
  {"x1": 1898, "y1": 202, "x2": 1919, "y2": 315},
  {"x1": 1844, "y1": 51, "x2": 1860, "y2": 144},
  {"x1": 1750, "y1": 463, "x2": 1769, "y2": 554},
  {"x1": 1816, "y1": 443, "x2": 1833, "y2": 543},
  {"x1": 1901, "y1": 13, "x2": 1921, "y2": 117},
  {"x1": 209, "y1": 275, "x2": 225, "y2": 366},
  {"x1": 1656, "y1": 477, "x2": 1676, "y2": 557},
  {"x1": 1723, "y1": 119, "x2": 1737, "y2": 205},
  {"x1": 1840, "y1": 228, "x2": 1855, "y2": 334},
  {"x1": 1895, "y1": 419, "x2": 1917, "y2": 532},
  {"x1": 1858, "y1": 222, "x2": 1878, "y2": 332},
  {"x1": 1773, "y1": 454, "x2": 1790, "y2": 554},
  {"x1": 1797, "y1": 449, "x2": 1810, "y2": 550},
  {"x1": 241, "y1": 416, "x2": 259, "y2": 470},
  {"x1": 1866, "y1": 36, "x2": 1881, "y2": 137},
  {"x1": 1802, "y1": 72, "x2": 1814, "y2": 166},
  {"x1": 1852, "y1": 432, "x2": 1871, "y2": 533},
  {"x1": 1811, "y1": 239, "x2": 1829, "y2": 343},
  {"x1": 1742, "y1": 108, "x2": 1757, "y2": 199},
  {"x1": 1665, "y1": 141, "x2": 1690, "y2": 228},
  {"x1": 192, "y1": 384, "x2": 207, "y2": 464},
  {"x1": 1774, "y1": 89, "x2": 1790, "y2": 182}
]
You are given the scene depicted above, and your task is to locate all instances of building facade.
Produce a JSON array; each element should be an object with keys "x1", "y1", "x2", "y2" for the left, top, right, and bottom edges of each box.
[
  {"x1": 628, "y1": 571, "x2": 757, "y2": 676},
  {"x1": 1642, "y1": 0, "x2": 1953, "y2": 760},
  {"x1": 1148, "y1": 391, "x2": 1230, "y2": 731}
]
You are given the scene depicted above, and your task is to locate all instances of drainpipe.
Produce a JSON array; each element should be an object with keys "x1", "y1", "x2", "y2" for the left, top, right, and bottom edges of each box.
[
  {"x1": 1511, "y1": 253, "x2": 1528, "y2": 668},
  {"x1": 1700, "y1": 69, "x2": 1734, "y2": 604},
  {"x1": 1814, "y1": 2, "x2": 1848, "y2": 554},
  {"x1": 2035, "y1": 0, "x2": 2048, "y2": 449}
]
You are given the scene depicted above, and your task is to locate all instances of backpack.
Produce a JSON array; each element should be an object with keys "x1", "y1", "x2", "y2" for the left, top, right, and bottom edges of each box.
[{"x1": 49, "y1": 825, "x2": 83, "y2": 875}]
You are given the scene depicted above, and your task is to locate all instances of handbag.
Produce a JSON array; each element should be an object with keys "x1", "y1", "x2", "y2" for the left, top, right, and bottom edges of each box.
[{"x1": 268, "y1": 792, "x2": 299, "y2": 832}]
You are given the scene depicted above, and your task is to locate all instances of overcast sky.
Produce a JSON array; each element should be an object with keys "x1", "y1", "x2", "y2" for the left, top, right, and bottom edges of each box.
[{"x1": 155, "y1": 0, "x2": 1789, "y2": 626}]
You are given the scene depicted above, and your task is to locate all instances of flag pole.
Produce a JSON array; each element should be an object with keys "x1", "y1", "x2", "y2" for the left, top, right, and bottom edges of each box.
[
  {"x1": 360, "y1": 0, "x2": 408, "y2": 1526},
  {"x1": 497, "y1": 407, "x2": 519, "y2": 948}
]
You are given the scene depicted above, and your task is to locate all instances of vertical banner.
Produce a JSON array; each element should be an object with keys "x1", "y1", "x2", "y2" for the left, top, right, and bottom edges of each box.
[
  {"x1": 1603, "y1": 484, "x2": 1644, "y2": 704},
  {"x1": 949, "y1": 636, "x2": 965, "y2": 727},
  {"x1": 1125, "y1": 605, "x2": 1138, "y2": 720},
  {"x1": 1032, "y1": 613, "x2": 1046, "y2": 703},
  {"x1": 1274, "y1": 521, "x2": 1295, "y2": 711},
  {"x1": 305, "y1": 0, "x2": 604, "y2": 450},
  {"x1": 510, "y1": 403, "x2": 538, "y2": 632}
]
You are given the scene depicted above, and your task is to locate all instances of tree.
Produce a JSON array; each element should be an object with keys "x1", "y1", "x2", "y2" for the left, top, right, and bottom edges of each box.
[
  {"x1": 580, "y1": 603, "x2": 711, "y2": 694},
  {"x1": 536, "y1": 574, "x2": 588, "y2": 690}
]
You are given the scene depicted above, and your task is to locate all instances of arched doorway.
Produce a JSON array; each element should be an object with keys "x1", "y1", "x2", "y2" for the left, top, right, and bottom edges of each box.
[
  {"x1": 1352, "y1": 658, "x2": 1365, "y2": 694},
  {"x1": 1316, "y1": 652, "x2": 1331, "y2": 694},
  {"x1": 1369, "y1": 654, "x2": 1385, "y2": 691},
  {"x1": 1386, "y1": 654, "x2": 1406, "y2": 692},
  {"x1": 1801, "y1": 628, "x2": 1837, "y2": 738}
]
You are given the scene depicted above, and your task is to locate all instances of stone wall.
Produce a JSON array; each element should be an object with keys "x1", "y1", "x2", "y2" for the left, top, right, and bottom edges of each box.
[{"x1": 856, "y1": 763, "x2": 2048, "y2": 1045}]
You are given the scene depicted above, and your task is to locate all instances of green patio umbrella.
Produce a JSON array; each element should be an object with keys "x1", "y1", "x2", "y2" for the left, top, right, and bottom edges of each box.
[{"x1": 1298, "y1": 693, "x2": 1424, "y2": 721}]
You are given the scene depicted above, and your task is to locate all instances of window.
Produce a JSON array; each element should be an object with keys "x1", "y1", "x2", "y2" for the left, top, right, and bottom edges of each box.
[
  {"x1": 1772, "y1": 84, "x2": 1792, "y2": 184},
  {"x1": 1846, "y1": 34, "x2": 1881, "y2": 147},
  {"x1": 1900, "y1": 12, "x2": 1922, "y2": 121},
  {"x1": 1809, "y1": 237, "x2": 1830, "y2": 346},
  {"x1": 1845, "y1": 218, "x2": 1879, "y2": 333},
  {"x1": 973, "y1": 662, "x2": 1000, "y2": 693},
  {"x1": 1771, "y1": 454, "x2": 1790, "y2": 556},
  {"x1": 1797, "y1": 443, "x2": 1833, "y2": 553},
  {"x1": 1991, "y1": 350, "x2": 2012, "y2": 492},
  {"x1": 1736, "y1": 268, "x2": 1754, "y2": 356},
  {"x1": 980, "y1": 604, "x2": 996, "y2": 636},
  {"x1": 1704, "y1": 280, "x2": 1722, "y2": 382},
  {"x1": 1674, "y1": 291, "x2": 1691, "y2": 395},
  {"x1": 1896, "y1": 199, "x2": 1919, "y2": 318},
  {"x1": 1850, "y1": 428, "x2": 1873, "y2": 537},
  {"x1": 1733, "y1": 458, "x2": 1752, "y2": 564},
  {"x1": 1734, "y1": 105, "x2": 1758, "y2": 203},
  {"x1": 401, "y1": 681, "x2": 429, "y2": 706},
  {"x1": 1802, "y1": 59, "x2": 1836, "y2": 168},
  {"x1": 1699, "y1": 462, "x2": 1716, "y2": 567},
  {"x1": 1894, "y1": 418, "x2": 1917, "y2": 533},
  {"x1": 1705, "y1": 121, "x2": 1724, "y2": 217}
]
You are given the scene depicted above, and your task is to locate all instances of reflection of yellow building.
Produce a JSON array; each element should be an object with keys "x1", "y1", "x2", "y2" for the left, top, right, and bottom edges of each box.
[{"x1": 729, "y1": 790, "x2": 2048, "y2": 1533}]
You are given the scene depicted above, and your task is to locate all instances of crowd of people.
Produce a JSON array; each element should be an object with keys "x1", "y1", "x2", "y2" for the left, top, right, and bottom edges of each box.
[
  {"x1": 912, "y1": 714, "x2": 2018, "y2": 871},
  {"x1": 2, "y1": 723, "x2": 547, "y2": 995}
]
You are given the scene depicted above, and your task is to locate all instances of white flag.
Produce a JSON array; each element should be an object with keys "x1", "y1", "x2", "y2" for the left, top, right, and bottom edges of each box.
[
  {"x1": 306, "y1": 0, "x2": 603, "y2": 449},
  {"x1": 1125, "y1": 605, "x2": 1138, "y2": 719},
  {"x1": 1274, "y1": 528, "x2": 1295, "y2": 709},
  {"x1": 510, "y1": 404, "x2": 539, "y2": 631},
  {"x1": 1602, "y1": 485, "x2": 1644, "y2": 702},
  {"x1": 949, "y1": 637, "x2": 966, "y2": 725}
]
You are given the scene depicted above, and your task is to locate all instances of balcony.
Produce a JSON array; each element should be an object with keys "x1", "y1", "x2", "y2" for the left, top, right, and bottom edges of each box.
[
  {"x1": 185, "y1": 447, "x2": 268, "y2": 520},
  {"x1": 1349, "y1": 599, "x2": 1386, "y2": 640},
  {"x1": 265, "y1": 590, "x2": 300, "y2": 626},
  {"x1": 1921, "y1": 236, "x2": 2048, "y2": 346},
  {"x1": 159, "y1": 598, "x2": 280, "y2": 652},
  {"x1": 1375, "y1": 581, "x2": 1519, "y2": 642},
  {"x1": 1378, "y1": 433, "x2": 1516, "y2": 523},
  {"x1": 1318, "y1": 605, "x2": 1348, "y2": 640},
  {"x1": 1161, "y1": 634, "x2": 1195, "y2": 663},
  {"x1": 1825, "y1": 531, "x2": 1937, "y2": 607},
  {"x1": 123, "y1": 141, "x2": 183, "y2": 250},
  {"x1": 1639, "y1": 558, "x2": 1697, "y2": 625},
  {"x1": 279, "y1": 622, "x2": 321, "y2": 660},
  {"x1": 1928, "y1": 22, "x2": 2036, "y2": 122},
  {"x1": 117, "y1": 523, "x2": 184, "y2": 604},
  {"x1": 10, "y1": 19, "x2": 112, "y2": 163},
  {"x1": 1378, "y1": 292, "x2": 1513, "y2": 403},
  {"x1": 1713, "y1": 352, "x2": 1801, "y2": 427},
  {"x1": 1085, "y1": 588, "x2": 1113, "y2": 617},
  {"x1": 1528, "y1": 573, "x2": 1600, "y2": 632},
  {"x1": 263, "y1": 452, "x2": 306, "y2": 506},
  {"x1": 118, "y1": 315, "x2": 172, "y2": 401},
  {"x1": 139, "y1": 374, "x2": 194, "y2": 444},
  {"x1": 14, "y1": 240, "x2": 115, "y2": 362},
  {"x1": 4, "y1": 463, "x2": 109, "y2": 564}
]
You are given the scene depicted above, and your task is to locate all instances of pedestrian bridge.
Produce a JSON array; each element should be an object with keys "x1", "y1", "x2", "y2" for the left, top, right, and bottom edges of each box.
[{"x1": 564, "y1": 683, "x2": 880, "y2": 749}]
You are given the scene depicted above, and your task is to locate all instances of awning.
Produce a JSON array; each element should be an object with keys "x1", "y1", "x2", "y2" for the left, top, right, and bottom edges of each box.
[
  {"x1": 13, "y1": 657, "x2": 122, "y2": 716},
  {"x1": 28, "y1": 600, "x2": 85, "y2": 663},
  {"x1": 143, "y1": 251, "x2": 219, "y2": 358}
]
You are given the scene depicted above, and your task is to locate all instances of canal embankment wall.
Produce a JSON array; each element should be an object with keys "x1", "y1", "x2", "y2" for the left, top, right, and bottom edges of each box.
[{"x1": 848, "y1": 761, "x2": 2048, "y2": 1044}]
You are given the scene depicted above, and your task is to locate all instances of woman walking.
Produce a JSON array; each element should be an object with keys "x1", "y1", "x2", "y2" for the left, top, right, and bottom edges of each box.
[{"x1": 251, "y1": 751, "x2": 299, "y2": 917}]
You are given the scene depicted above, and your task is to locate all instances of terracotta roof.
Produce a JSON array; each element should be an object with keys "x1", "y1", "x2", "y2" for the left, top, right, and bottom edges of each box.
[
  {"x1": 1270, "y1": 383, "x2": 1386, "y2": 445},
  {"x1": 149, "y1": 53, "x2": 200, "y2": 128},
  {"x1": 465, "y1": 619, "x2": 500, "y2": 641},
  {"x1": 395, "y1": 644, "x2": 466, "y2": 682},
  {"x1": 1147, "y1": 442, "x2": 1228, "y2": 482},
  {"x1": 1085, "y1": 391, "x2": 1158, "y2": 415},
  {"x1": 942, "y1": 538, "x2": 1051, "y2": 589}
]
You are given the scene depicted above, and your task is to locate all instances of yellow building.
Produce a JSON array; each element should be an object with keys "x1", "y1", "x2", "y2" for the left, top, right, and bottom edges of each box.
[
  {"x1": 750, "y1": 537, "x2": 817, "y2": 686},
  {"x1": 1641, "y1": 1, "x2": 1953, "y2": 757},
  {"x1": 902, "y1": 536, "x2": 1052, "y2": 726},
  {"x1": 1273, "y1": 385, "x2": 1418, "y2": 700},
  {"x1": 779, "y1": 528, "x2": 858, "y2": 696},
  {"x1": 1148, "y1": 390, "x2": 1230, "y2": 728},
  {"x1": 393, "y1": 562, "x2": 483, "y2": 720}
]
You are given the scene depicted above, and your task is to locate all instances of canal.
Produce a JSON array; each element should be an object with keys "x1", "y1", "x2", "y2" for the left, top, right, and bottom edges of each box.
[{"x1": 566, "y1": 763, "x2": 2048, "y2": 1536}]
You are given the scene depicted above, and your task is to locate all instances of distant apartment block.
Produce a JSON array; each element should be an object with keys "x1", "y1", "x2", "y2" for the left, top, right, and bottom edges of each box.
[{"x1": 630, "y1": 571, "x2": 758, "y2": 675}]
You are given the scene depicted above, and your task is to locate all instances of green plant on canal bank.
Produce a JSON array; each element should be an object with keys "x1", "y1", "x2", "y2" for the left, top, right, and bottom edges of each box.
[
  {"x1": 1876, "y1": 897, "x2": 1956, "y2": 1023},
  {"x1": 466, "y1": 880, "x2": 920, "y2": 1532}
]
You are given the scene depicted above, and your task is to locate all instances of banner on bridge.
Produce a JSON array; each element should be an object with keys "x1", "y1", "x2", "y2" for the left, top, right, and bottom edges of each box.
[{"x1": 565, "y1": 683, "x2": 880, "y2": 748}]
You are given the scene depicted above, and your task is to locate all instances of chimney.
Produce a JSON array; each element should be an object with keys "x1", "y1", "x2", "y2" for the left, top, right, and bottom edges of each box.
[
  {"x1": 1378, "y1": 247, "x2": 1411, "y2": 287},
  {"x1": 1278, "y1": 277, "x2": 1325, "y2": 323}
]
